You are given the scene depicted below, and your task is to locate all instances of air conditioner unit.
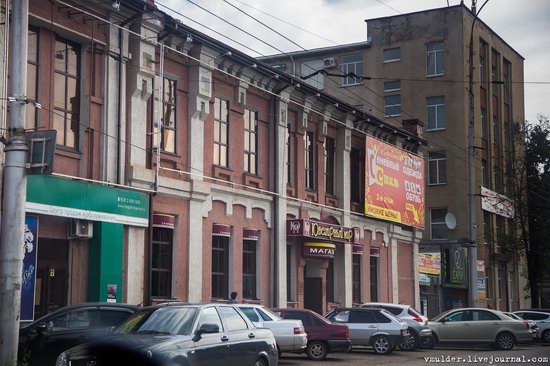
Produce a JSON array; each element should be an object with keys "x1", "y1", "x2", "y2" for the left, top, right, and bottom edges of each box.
[
  {"x1": 323, "y1": 57, "x2": 336, "y2": 68},
  {"x1": 68, "y1": 219, "x2": 93, "y2": 239}
]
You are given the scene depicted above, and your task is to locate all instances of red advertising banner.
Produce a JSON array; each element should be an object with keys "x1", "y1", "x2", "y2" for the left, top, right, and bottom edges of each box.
[{"x1": 365, "y1": 137, "x2": 425, "y2": 228}]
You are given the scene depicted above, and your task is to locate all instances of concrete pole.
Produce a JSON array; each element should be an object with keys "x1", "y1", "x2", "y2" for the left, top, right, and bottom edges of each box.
[{"x1": 0, "y1": 0, "x2": 29, "y2": 365}]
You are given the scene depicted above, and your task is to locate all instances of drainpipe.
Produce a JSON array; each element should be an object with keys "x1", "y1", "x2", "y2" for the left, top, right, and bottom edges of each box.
[
  {"x1": 271, "y1": 95, "x2": 279, "y2": 306},
  {"x1": 117, "y1": 27, "x2": 123, "y2": 184}
]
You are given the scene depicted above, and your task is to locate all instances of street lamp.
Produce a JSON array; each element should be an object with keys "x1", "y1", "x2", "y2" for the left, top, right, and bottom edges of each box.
[{"x1": 467, "y1": 0, "x2": 491, "y2": 308}]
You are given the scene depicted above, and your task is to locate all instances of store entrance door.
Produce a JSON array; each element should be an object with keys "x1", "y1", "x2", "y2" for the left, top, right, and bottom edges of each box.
[
  {"x1": 35, "y1": 239, "x2": 68, "y2": 318},
  {"x1": 304, "y1": 261, "x2": 323, "y2": 314}
]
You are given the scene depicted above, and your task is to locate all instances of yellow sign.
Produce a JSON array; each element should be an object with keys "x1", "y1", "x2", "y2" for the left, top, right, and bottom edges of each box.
[
  {"x1": 419, "y1": 253, "x2": 441, "y2": 275},
  {"x1": 49, "y1": 268, "x2": 55, "y2": 277}
]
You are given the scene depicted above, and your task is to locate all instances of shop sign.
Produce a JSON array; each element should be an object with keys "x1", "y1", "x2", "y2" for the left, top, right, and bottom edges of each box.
[
  {"x1": 352, "y1": 244, "x2": 363, "y2": 254},
  {"x1": 419, "y1": 252, "x2": 441, "y2": 275},
  {"x1": 26, "y1": 175, "x2": 149, "y2": 227},
  {"x1": 303, "y1": 242, "x2": 336, "y2": 258},
  {"x1": 365, "y1": 137, "x2": 425, "y2": 228},
  {"x1": 419, "y1": 273, "x2": 431, "y2": 286},
  {"x1": 370, "y1": 247, "x2": 380, "y2": 257},
  {"x1": 243, "y1": 228, "x2": 260, "y2": 241},
  {"x1": 477, "y1": 278, "x2": 487, "y2": 300},
  {"x1": 477, "y1": 260, "x2": 485, "y2": 272},
  {"x1": 212, "y1": 224, "x2": 231, "y2": 237},
  {"x1": 481, "y1": 186, "x2": 514, "y2": 219},
  {"x1": 21, "y1": 215, "x2": 39, "y2": 321},
  {"x1": 153, "y1": 214, "x2": 175, "y2": 229},
  {"x1": 107, "y1": 284, "x2": 117, "y2": 303},
  {"x1": 287, "y1": 219, "x2": 359, "y2": 244},
  {"x1": 442, "y1": 247, "x2": 467, "y2": 287}
]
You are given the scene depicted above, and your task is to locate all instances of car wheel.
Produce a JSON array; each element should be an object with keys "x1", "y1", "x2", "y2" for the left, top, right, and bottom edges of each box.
[
  {"x1": 372, "y1": 335, "x2": 392, "y2": 355},
  {"x1": 306, "y1": 341, "x2": 328, "y2": 360},
  {"x1": 399, "y1": 332, "x2": 419, "y2": 351},
  {"x1": 496, "y1": 332, "x2": 515, "y2": 350},
  {"x1": 254, "y1": 357, "x2": 267, "y2": 366},
  {"x1": 542, "y1": 330, "x2": 550, "y2": 343},
  {"x1": 420, "y1": 335, "x2": 435, "y2": 349}
]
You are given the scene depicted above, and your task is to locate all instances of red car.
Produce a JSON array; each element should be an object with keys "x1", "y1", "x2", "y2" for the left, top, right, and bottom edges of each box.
[{"x1": 273, "y1": 308, "x2": 351, "y2": 361}]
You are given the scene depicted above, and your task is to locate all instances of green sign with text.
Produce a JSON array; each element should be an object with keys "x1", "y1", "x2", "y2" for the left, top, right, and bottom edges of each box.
[{"x1": 26, "y1": 175, "x2": 149, "y2": 227}]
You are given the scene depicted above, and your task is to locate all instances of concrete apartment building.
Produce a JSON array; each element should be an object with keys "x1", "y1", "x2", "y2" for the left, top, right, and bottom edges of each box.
[{"x1": 262, "y1": 4, "x2": 529, "y2": 316}]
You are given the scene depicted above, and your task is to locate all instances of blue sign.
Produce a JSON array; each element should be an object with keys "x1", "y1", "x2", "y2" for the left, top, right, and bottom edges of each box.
[{"x1": 21, "y1": 216, "x2": 39, "y2": 321}]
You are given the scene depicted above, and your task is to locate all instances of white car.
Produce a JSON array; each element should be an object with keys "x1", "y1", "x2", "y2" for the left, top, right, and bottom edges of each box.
[
  {"x1": 503, "y1": 312, "x2": 538, "y2": 337},
  {"x1": 236, "y1": 304, "x2": 308, "y2": 354},
  {"x1": 513, "y1": 310, "x2": 550, "y2": 342}
]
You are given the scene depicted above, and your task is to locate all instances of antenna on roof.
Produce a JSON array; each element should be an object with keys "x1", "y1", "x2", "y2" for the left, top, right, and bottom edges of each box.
[{"x1": 471, "y1": 0, "x2": 477, "y2": 14}]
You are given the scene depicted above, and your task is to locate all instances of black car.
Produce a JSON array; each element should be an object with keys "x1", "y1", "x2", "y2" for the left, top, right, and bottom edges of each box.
[
  {"x1": 56, "y1": 303, "x2": 279, "y2": 366},
  {"x1": 18, "y1": 302, "x2": 138, "y2": 366}
]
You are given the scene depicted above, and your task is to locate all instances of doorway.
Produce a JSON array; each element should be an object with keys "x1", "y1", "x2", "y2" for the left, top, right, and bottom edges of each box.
[
  {"x1": 35, "y1": 239, "x2": 69, "y2": 318},
  {"x1": 303, "y1": 260, "x2": 323, "y2": 314}
]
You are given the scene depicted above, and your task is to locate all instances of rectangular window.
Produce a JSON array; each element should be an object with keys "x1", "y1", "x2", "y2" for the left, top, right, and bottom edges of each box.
[
  {"x1": 350, "y1": 148, "x2": 364, "y2": 203},
  {"x1": 242, "y1": 240, "x2": 257, "y2": 300},
  {"x1": 384, "y1": 95, "x2": 401, "y2": 117},
  {"x1": 286, "y1": 244, "x2": 293, "y2": 302},
  {"x1": 352, "y1": 254, "x2": 361, "y2": 303},
  {"x1": 286, "y1": 123, "x2": 292, "y2": 185},
  {"x1": 383, "y1": 80, "x2": 400, "y2": 92},
  {"x1": 214, "y1": 97, "x2": 229, "y2": 167},
  {"x1": 327, "y1": 258, "x2": 334, "y2": 303},
  {"x1": 324, "y1": 137, "x2": 335, "y2": 195},
  {"x1": 430, "y1": 208, "x2": 448, "y2": 240},
  {"x1": 154, "y1": 76, "x2": 176, "y2": 153},
  {"x1": 481, "y1": 108, "x2": 488, "y2": 139},
  {"x1": 482, "y1": 159, "x2": 489, "y2": 188},
  {"x1": 340, "y1": 53, "x2": 363, "y2": 86},
  {"x1": 212, "y1": 236, "x2": 229, "y2": 299},
  {"x1": 426, "y1": 42, "x2": 444, "y2": 77},
  {"x1": 383, "y1": 48, "x2": 400, "y2": 63},
  {"x1": 503, "y1": 59, "x2": 512, "y2": 101},
  {"x1": 498, "y1": 267, "x2": 505, "y2": 300},
  {"x1": 26, "y1": 27, "x2": 38, "y2": 130},
  {"x1": 427, "y1": 96, "x2": 445, "y2": 130},
  {"x1": 483, "y1": 211, "x2": 492, "y2": 245},
  {"x1": 370, "y1": 256, "x2": 378, "y2": 301},
  {"x1": 494, "y1": 165, "x2": 502, "y2": 192},
  {"x1": 428, "y1": 151, "x2": 447, "y2": 185},
  {"x1": 493, "y1": 114, "x2": 500, "y2": 145},
  {"x1": 54, "y1": 37, "x2": 80, "y2": 148},
  {"x1": 151, "y1": 227, "x2": 173, "y2": 298},
  {"x1": 479, "y1": 40, "x2": 488, "y2": 87},
  {"x1": 305, "y1": 131, "x2": 315, "y2": 190},
  {"x1": 301, "y1": 60, "x2": 325, "y2": 89},
  {"x1": 244, "y1": 109, "x2": 258, "y2": 175}
]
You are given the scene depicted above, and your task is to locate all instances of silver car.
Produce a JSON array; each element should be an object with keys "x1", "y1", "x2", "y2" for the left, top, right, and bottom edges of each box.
[
  {"x1": 513, "y1": 310, "x2": 550, "y2": 342},
  {"x1": 503, "y1": 312, "x2": 538, "y2": 338},
  {"x1": 429, "y1": 307, "x2": 533, "y2": 350},
  {"x1": 361, "y1": 302, "x2": 432, "y2": 350},
  {"x1": 325, "y1": 307, "x2": 409, "y2": 354}
]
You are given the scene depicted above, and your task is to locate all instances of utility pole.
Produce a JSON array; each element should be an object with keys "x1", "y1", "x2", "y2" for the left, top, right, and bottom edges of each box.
[
  {"x1": 467, "y1": 0, "x2": 489, "y2": 308},
  {"x1": 0, "y1": 0, "x2": 29, "y2": 365}
]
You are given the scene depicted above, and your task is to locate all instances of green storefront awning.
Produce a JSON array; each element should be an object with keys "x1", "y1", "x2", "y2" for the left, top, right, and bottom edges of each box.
[{"x1": 26, "y1": 175, "x2": 149, "y2": 227}]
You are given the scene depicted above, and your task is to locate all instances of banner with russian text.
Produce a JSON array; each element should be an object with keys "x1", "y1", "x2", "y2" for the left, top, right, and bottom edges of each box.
[{"x1": 365, "y1": 137, "x2": 425, "y2": 228}]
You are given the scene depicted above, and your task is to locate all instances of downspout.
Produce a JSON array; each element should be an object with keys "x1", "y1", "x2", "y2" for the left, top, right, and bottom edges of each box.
[
  {"x1": 117, "y1": 27, "x2": 123, "y2": 184},
  {"x1": 271, "y1": 95, "x2": 279, "y2": 306}
]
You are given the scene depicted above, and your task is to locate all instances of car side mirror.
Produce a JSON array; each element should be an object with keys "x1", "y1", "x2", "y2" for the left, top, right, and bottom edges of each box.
[
  {"x1": 440, "y1": 318, "x2": 446, "y2": 323},
  {"x1": 36, "y1": 322, "x2": 47, "y2": 334},
  {"x1": 193, "y1": 323, "x2": 219, "y2": 341},
  {"x1": 109, "y1": 326, "x2": 116, "y2": 334}
]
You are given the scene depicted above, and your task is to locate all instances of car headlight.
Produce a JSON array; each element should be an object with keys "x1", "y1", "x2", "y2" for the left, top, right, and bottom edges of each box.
[{"x1": 56, "y1": 352, "x2": 68, "y2": 366}]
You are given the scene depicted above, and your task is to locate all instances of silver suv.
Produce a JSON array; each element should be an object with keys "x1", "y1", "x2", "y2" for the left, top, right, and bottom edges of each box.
[
  {"x1": 361, "y1": 302, "x2": 432, "y2": 350},
  {"x1": 325, "y1": 307, "x2": 409, "y2": 355}
]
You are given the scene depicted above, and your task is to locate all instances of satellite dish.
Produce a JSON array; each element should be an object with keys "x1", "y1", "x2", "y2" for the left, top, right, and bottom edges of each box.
[{"x1": 445, "y1": 212, "x2": 457, "y2": 230}]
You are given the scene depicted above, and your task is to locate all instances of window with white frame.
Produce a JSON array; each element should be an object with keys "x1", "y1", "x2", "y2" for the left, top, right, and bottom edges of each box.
[
  {"x1": 383, "y1": 80, "x2": 400, "y2": 92},
  {"x1": 212, "y1": 235, "x2": 229, "y2": 299},
  {"x1": 305, "y1": 131, "x2": 316, "y2": 190},
  {"x1": 242, "y1": 240, "x2": 257, "y2": 299},
  {"x1": 301, "y1": 60, "x2": 325, "y2": 89},
  {"x1": 214, "y1": 97, "x2": 229, "y2": 167},
  {"x1": 340, "y1": 53, "x2": 363, "y2": 86},
  {"x1": 244, "y1": 109, "x2": 258, "y2": 175},
  {"x1": 430, "y1": 208, "x2": 448, "y2": 240},
  {"x1": 383, "y1": 47, "x2": 401, "y2": 63},
  {"x1": 427, "y1": 96, "x2": 445, "y2": 130},
  {"x1": 154, "y1": 76, "x2": 176, "y2": 153},
  {"x1": 428, "y1": 151, "x2": 447, "y2": 185},
  {"x1": 324, "y1": 137, "x2": 335, "y2": 195},
  {"x1": 426, "y1": 42, "x2": 444, "y2": 76},
  {"x1": 384, "y1": 95, "x2": 401, "y2": 117}
]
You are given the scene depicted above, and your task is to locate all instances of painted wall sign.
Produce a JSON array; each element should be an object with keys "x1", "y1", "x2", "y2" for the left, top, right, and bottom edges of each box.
[
  {"x1": 481, "y1": 186, "x2": 514, "y2": 219},
  {"x1": 419, "y1": 252, "x2": 441, "y2": 275},
  {"x1": 287, "y1": 219, "x2": 359, "y2": 244},
  {"x1": 243, "y1": 228, "x2": 260, "y2": 241},
  {"x1": 21, "y1": 215, "x2": 39, "y2": 321},
  {"x1": 303, "y1": 242, "x2": 336, "y2": 258},
  {"x1": 153, "y1": 214, "x2": 176, "y2": 229},
  {"x1": 26, "y1": 175, "x2": 149, "y2": 227},
  {"x1": 365, "y1": 137, "x2": 425, "y2": 228},
  {"x1": 212, "y1": 224, "x2": 231, "y2": 237}
]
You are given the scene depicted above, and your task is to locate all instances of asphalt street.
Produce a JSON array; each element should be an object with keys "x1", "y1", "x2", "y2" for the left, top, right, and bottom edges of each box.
[{"x1": 279, "y1": 342, "x2": 550, "y2": 366}]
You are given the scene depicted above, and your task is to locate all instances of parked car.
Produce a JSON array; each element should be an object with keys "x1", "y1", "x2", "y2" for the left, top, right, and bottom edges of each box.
[
  {"x1": 273, "y1": 308, "x2": 351, "y2": 361},
  {"x1": 325, "y1": 307, "x2": 409, "y2": 354},
  {"x1": 360, "y1": 302, "x2": 432, "y2": 350},
  {"x1": 513, "y1": 310, "x2": 550, "y2": 342},
  {"x1": 428, "y1": 308, "x2": 533, "y2": 350},
  {"x1": 502, "y1": 312, "x2": 538, "y2": 337},
  {"x1": 236, "y1": 304, "x2": 307, "y2": 354},
  {"x1": 57, "y1": 303, "x2": 278, "y2": 366},
  {"x1": 18, "y1": 302, "x2": 138, "y2": 366}
]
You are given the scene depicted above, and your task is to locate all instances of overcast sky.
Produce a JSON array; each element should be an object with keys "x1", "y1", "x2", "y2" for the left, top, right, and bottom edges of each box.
[{"x1": 161, "y1": 0, "x2": 550, "y2": 124}]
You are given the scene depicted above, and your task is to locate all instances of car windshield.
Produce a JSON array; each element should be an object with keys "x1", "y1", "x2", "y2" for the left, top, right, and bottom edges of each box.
[
  {"x1": 116, "y1": 307, "x2": 197, "y2": 336},
  {"x1": 257, "y1": 307, "x2": 282, "y2": 321}
]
